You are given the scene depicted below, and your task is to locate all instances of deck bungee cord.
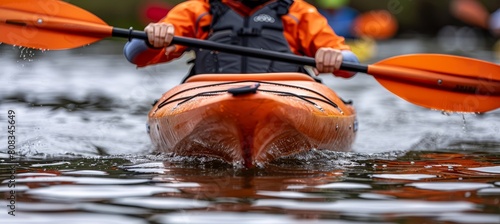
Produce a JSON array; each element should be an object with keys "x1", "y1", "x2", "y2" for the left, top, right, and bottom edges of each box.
[{"x1": 155, "y1": 80, "x2": 342, "y2": 112}]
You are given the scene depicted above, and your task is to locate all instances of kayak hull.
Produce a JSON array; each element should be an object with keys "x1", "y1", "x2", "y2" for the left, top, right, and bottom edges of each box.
[{"x1": 148, "y1": 73, "x2": 357, "y2": 167}]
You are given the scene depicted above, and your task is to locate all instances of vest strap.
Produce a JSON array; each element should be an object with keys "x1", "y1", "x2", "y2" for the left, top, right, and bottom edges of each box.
[{"x1": 209, "y1": 0, "x2": 230, "y2": 26}]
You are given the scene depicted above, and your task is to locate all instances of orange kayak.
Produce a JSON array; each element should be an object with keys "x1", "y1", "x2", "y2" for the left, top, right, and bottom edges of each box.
[{"x1": 147, "y1": 73, "x2": 357, "y2": 167}]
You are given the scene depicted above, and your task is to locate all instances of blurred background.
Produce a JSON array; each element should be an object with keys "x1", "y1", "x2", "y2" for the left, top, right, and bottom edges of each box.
[
  {"x1": 61, "y1": 0, "x2": 500, "y2": 62},
  {"x1": 63, "y1": 0, "x2": 500, "y2": 35}
]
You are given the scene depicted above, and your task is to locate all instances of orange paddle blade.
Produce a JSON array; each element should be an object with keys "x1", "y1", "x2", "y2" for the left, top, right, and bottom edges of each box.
[
  {"x1": 368, "y1": 54, "x2": 500, "y2": 113},
  {"x1": 0, "y1": 0, "x2": 112, "y2": 50}
]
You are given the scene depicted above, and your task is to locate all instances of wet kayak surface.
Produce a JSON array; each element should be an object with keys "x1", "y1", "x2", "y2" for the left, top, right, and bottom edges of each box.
[{"x1": 1, "y1": 40, "x2": 500, "y2": 223}]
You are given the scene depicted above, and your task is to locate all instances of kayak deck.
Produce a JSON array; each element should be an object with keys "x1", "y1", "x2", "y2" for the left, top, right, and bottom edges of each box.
[{"x1": 148, "y1": 73, "x2": 357, "y2": 167}]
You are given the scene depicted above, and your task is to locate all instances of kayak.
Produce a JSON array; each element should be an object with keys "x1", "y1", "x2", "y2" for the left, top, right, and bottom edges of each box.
[
  {"x1": 3, "y1": 0, "x2": 500, "y2": 169},
  {"x1": 147, "y1": 72, "x2": 357, "y2": 167}
]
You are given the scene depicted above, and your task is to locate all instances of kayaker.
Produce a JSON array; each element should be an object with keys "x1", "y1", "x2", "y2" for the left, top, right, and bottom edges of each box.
[{"x1": 124, "y1": 0, "x2": 360, "y2": 79}]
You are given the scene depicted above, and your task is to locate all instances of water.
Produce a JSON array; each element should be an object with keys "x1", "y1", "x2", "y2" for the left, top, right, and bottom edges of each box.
[{"x1": 1, "y1": 39, "x2": 500, "y2": 223}]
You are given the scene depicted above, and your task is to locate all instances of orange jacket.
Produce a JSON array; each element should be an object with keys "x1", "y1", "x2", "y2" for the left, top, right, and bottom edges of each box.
[{"x1": 133, "y1": 0, "x2": 350, "y2": 67}]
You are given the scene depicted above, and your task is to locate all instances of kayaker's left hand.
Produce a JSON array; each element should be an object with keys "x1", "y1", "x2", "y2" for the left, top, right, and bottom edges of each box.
[
  {"x1": 314, "y1": 48, "x2": 358, "y2": 79},
  {"x1": 315, "y1": 47, "x2": 343, "y2": 74}
]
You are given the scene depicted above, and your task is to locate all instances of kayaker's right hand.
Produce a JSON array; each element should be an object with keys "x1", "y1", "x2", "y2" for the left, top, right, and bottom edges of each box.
[{"x1": 144, "y1": 23, "x2": 176, "y2": 54}]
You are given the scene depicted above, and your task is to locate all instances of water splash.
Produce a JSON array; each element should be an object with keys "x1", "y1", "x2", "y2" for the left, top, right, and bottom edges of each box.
[
  {"x1": 15, "y1": 46, "x2": 38, "y2": 63},
  {"x1": 441, "y1": 111, "x2": 451, "y2": 116}
]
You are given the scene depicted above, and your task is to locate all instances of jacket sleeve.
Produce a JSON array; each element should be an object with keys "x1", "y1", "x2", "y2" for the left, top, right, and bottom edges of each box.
[
  {"x1": 123, "y1": 1, "x2": 208, "y2": 67},
  {"x1": 292, "y1": 1, "x2": 351, "y2": 57}
]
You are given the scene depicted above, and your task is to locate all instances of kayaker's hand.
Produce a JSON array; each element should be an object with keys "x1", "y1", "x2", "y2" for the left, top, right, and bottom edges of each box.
[
  {"x1": 314, "y1": 48, "x2": 357, "y2": 79},
  {"x1": 144, "y1": 23, "x2": 175, "y2": 49},
  {"x1": 315, "y1": 47, "x2": 343, "y2": 74}
]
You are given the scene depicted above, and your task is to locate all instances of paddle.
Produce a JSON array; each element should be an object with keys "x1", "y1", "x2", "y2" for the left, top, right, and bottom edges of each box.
[{"x1": 2, "y1": 0, "x2": 500, "y2": 113}]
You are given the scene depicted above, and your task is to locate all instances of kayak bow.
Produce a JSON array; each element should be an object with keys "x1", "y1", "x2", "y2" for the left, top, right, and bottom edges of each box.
[{"x1": 148, "y1": 73, "x2": 357, "y2": 167}]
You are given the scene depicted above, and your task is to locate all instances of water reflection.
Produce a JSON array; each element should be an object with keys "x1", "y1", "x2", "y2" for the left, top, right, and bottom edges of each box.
[{"x1": 2, "y1": 148, "x2": 499, "y2": 223}]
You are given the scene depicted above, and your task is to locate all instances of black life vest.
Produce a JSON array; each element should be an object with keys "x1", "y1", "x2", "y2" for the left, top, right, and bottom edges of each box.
[{"x1": 190, "y1": 0, "x2": 304, "y2": 75}]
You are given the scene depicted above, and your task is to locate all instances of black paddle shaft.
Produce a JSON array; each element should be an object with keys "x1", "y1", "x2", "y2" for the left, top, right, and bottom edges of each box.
[{"x1": 112, "y1": 28, "x2": 369, "y2": 73}]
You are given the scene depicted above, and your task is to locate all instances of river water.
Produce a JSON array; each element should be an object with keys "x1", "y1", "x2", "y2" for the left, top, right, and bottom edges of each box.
[{"x1": 1, "y1": 39, "x2": 499, "y2": 223}]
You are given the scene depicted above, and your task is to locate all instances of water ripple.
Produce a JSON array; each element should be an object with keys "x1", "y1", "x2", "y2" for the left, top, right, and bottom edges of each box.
[{"x1": 26, "y1": 185, "x2": 178, "y2": 201}]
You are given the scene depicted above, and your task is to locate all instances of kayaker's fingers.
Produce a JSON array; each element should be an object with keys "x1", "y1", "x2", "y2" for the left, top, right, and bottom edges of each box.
[
  {"x1": 145, "y1": 23, "x2": 155, "y2": 47},
  {"x1": 165, "y1": 45, "x2": 177, "y2": 56},
  {"x1": 155, "y1": 23, "x2": 171, "y2": 48},
  {"x1": 144, "y1": 23, "x2": 174, "y2": 48},
  {"x1": 315, "y1": 48, "x2": 325, "y2": 72},
  {"x1": 164, "y1": 24, "x2": 175, "y2": 47},
  {"x1": 323, "y1": 50, "x2": 334, "y2": 73},
  {"x1": 149, "y1": 24, "x2": 163, "y2": 48},
  {"x1": 334, "y1": 52, "x2": 343, "y2": 71},
  {"x1": 316, "y1": 48, "x2": 342, "y2": 73},
  {"x1": 157, "y1": 25, "x2": 168, "y2": 47},
  {"x1": 313, "y1": 68, "x2": 319, "y2": 76}
]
